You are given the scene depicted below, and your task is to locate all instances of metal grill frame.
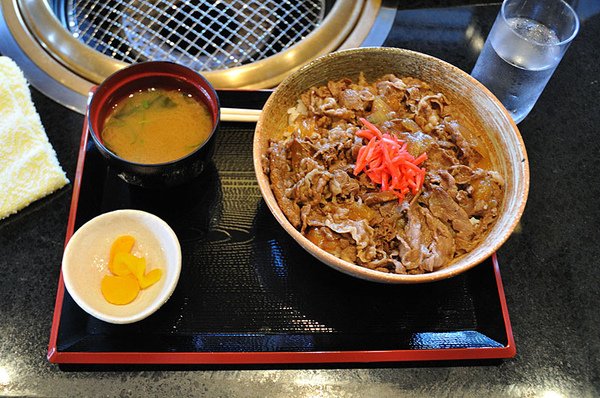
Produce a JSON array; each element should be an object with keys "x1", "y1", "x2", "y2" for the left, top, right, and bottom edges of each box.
[
  {"x1": 3, "y1": 0, "x2": 398, "y2": 114},
  {"x1": 66, "y1": 0, "x2": 326, "y2": 71}
]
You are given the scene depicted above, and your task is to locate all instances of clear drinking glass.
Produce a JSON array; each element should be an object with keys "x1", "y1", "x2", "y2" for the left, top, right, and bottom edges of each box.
[{"x1": 471, "y1": 0, "x2": 579, "y2": 123}]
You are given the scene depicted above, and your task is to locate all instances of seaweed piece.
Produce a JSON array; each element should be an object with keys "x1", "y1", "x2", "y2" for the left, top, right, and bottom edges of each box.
[
  {"x1": 159, "y1": 96, "x2": 177, "y2": 108},
  {"x1": 113, "y1": 102, "x2": 141, "y2": 119}
]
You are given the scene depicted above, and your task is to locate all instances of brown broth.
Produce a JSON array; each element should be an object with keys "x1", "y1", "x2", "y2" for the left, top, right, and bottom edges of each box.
[{"x1": 101, "y1": 88, "x2": 213, "y2": 164}]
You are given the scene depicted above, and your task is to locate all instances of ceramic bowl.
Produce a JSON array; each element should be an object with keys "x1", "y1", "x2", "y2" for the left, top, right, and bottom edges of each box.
[
  {"x1": 88, "y1": 61, "x2": 220, "y2": 188},
  {"x1": 253, "y1": 47, "x2": 529, "y2": 283},
  {"x1": 61, "y1": 209, "x2": 182, "y2": 324}
]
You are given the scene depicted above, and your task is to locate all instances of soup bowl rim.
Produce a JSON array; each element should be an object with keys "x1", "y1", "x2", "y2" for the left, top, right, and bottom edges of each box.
[{"x1": 87, "y1": 60, "x2": 221, "y2": 168}]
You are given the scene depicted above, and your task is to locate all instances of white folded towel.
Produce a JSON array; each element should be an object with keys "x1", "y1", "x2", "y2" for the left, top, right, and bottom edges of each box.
[{"x1": 0, "y1": 56, "x2": 69, "y2": 220}]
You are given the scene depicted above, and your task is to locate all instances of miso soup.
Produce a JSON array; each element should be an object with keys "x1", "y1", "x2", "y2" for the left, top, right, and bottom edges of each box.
[{"x1": 101, "y1": 88, "x2": 213, "y2": 164}]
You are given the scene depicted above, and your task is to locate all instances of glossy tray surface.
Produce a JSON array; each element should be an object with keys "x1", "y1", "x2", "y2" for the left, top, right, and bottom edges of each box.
[{"x1": 48, "y1": 90, "x2": 515, "y2": 364}]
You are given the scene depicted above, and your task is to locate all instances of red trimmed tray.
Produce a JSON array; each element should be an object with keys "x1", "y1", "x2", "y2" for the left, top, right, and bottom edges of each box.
[{"x1": 48, "y1": 90, "x2": 515, "y2": 365}]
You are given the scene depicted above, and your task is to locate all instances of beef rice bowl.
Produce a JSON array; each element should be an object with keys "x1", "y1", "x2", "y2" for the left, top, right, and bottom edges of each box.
[
  {"x1": 263, "y1": 72, "x2": 504, "y2": 275},
  {"x1": 254, "y1": 48, "x2": 528, "y2": 283}
]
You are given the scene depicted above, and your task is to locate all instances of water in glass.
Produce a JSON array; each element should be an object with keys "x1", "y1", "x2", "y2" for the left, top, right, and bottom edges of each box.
[{"x1": 472, "y1": 17, "x2": 561, "y2": 123}]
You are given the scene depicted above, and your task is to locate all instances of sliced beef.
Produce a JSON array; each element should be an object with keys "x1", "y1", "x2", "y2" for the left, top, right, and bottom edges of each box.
[
  {"x1": 327, "y1": 78, "x2": 351, "y2": 98},
  {"x1": 360, "y1": 190, "x2": 399, "y2": 206},
  {"x1": 449, "y1": 164, "x2": 475, "y2": 184},
  {"x1": 445, "y1": 118, "x2": 483, "y2": 166},
  {"x1": 267, "y1": 141, "x2": 301, "y2": 228},
  {"x1": 330, "y1": 169, "x2": 360, "y2": 198},
  {"x1": 266, "y1": 73, "x2": 504, "y2": 274},
  {"x1": 427, "y1": 186, "x2": 475, "y2": 244},
  {"x1": 375, "y1": 75, "x2": 408, "y2": 112},
  {"x1": 428, "y1": 169, "x2": 458, "y2": 199},
  {"x1": 426, "y1": 142, "x2": 460, "y2": 169},
  {"x1": 415, "y1": 93, "x2": 446, "y2": 133},
  {"x1": 306, "y1": 226, "x2": 357, "y2": 263},
  {"x1": 422, "y1": 209, "x2": 455, "y2": 272},
  {"x1": 340, "y1": 89, "x2": 368, "y2": 111},
  {"x1": 287, "y1": 137, "x2": 313, "y2": 170}
]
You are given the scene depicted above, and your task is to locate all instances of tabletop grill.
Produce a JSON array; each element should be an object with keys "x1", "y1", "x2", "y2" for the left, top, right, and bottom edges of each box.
[{"x1": 0, "y1": 0, "x2": 396, "y2": 113}]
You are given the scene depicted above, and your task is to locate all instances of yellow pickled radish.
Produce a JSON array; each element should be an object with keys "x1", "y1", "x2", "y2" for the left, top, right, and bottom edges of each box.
[
  {"x1": 108, "y1": 235, "x2": 135, "y2": 275},
  {"x1": 115, "y1": 252, "x2": 146, "y2": 282},
  {"x1": 101, "y1": 274, "x2": 140, "y2": 305},
  {"x1": 109, "y1": 235, "x2": 135, "y2": 259},
  {"x1": 111, "y1": 252, "x2": 133, "y2": 277},
  {"x1": 102, "y1": 236, "x2": 163, "y2": 305},
  {"x1": 139, "y1": 268, "x2": 162, "y2": 289}
]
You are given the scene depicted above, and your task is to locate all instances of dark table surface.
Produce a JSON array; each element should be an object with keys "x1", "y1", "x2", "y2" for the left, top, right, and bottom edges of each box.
[{"x1": 1, "y1": 1, "x2": 599, "y2": 397}]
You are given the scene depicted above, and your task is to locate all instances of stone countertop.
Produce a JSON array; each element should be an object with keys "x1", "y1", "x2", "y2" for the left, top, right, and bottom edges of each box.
[{"x1": 0, "y1": 1, "x2": 598, "y2": 397}]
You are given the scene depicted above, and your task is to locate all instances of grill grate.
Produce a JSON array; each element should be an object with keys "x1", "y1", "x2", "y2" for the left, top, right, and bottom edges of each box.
[{"x1": 66, "y1": 0, "x2": 326, "y2": 71}]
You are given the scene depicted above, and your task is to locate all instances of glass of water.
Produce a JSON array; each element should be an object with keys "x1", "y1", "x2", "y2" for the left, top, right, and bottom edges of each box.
[{"x1": 471, "y1": 0, "x2": 579, "y2": 124}]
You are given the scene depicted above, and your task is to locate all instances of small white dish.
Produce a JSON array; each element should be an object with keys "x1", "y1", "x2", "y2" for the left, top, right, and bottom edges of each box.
[{"x1": 61, "y1": 209, "x2": 181, "y2": 324}]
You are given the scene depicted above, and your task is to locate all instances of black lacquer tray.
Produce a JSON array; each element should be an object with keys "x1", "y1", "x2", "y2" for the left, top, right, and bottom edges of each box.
[{"x1": 48, "y1": 90, "x2": 515, "y2": 364}]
